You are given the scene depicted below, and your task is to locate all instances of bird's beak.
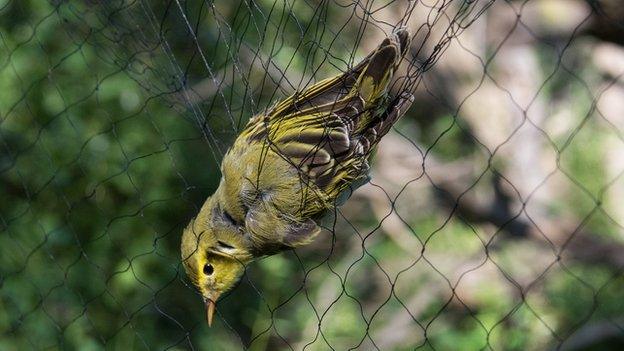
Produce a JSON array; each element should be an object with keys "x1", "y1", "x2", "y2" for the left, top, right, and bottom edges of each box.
[{"x1": 204, "y1": 293, "x2": 220, "y2": 327}]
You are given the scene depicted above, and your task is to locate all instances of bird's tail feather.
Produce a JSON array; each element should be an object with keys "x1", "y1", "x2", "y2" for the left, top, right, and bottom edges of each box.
[
  {"x1": 352, "y1": 28, "x2": 409, "y2": 106},
  {"x1": 263, "y1": 28, "x2": 411, "y2": 120}
]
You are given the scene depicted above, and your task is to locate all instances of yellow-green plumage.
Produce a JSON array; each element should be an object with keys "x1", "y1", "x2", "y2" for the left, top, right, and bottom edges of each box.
[{"x1": 181, "y1": 28, "x2": 414, "y2": 325}]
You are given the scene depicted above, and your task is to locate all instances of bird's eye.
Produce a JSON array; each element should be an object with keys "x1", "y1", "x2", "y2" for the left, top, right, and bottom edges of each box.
[{"x1": 203, "y1": 263, "x2": 214, "y2": 276}]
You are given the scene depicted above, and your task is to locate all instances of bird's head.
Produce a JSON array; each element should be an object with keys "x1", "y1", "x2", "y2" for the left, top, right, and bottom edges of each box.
[{"x1": 180, "y1": 197, "x2": 252, "y2": 326}]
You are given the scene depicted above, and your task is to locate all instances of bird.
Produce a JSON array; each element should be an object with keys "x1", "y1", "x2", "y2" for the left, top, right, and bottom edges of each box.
[{"x1": 181, "y1": 28, "x2": 413, "y2": 326}]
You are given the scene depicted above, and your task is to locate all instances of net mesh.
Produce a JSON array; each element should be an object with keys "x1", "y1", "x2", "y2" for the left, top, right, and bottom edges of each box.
[{"x1": 1, "y1": 0, "x2": 623, "y2": 350}]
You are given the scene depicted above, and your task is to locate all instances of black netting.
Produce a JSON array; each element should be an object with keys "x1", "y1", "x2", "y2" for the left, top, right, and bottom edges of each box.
[{"x1": 1, "y1": 0, "x2": 623, "y2": 350}]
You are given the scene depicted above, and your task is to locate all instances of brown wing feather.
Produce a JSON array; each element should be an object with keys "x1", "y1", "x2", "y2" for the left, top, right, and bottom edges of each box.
[{"x1": 240, "y1": 28, "x2": 413, "y2": 202}]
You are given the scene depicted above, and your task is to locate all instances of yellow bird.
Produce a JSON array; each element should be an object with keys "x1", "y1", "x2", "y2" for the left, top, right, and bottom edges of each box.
[{"x1": 181, "y1": 28, "x2": 413, "y2": 326}]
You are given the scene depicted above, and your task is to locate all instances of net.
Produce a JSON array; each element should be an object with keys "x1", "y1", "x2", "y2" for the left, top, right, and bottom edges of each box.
[{"x1": 1, "y1": 0, "x2": 623, "y2": 350}]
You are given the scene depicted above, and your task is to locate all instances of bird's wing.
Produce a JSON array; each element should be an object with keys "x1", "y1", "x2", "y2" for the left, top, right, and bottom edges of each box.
[{"x1": 240, "y1": 29, "x2": 413, "y2": 205}]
